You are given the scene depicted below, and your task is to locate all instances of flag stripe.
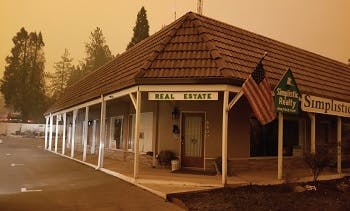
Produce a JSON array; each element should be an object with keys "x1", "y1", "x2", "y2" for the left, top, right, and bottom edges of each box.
[{"x1": 241, "y1": 62, "x2": 276, "y2": 125}]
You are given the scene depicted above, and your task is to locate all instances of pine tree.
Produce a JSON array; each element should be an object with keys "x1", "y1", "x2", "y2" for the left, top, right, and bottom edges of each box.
[
  {"x1": 127, "y1": 6, "x2": 150, "y2": 49},
  {"x1": 67, "y1": 64, "x2": 85, "y2": 86},
  {"x1": 67, "y1": 27, "x2": 113, "y2": 85},
  {"x1": 0, "y1": 27, "x2": 47, "y2": 121},
  {"x1": 84, "y1": 27, "x2": 113, "y2": 72},
  {"x1": 49, "y1": 49, "x2": 73, "y2": 100}
]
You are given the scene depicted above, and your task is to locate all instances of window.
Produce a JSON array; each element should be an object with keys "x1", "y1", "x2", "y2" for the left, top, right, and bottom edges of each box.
[
  {"x1": 128, "y1": 112, "x2": 153, "y2": 152},
  {"x1": 250, "y1": 117, "x2": 300, "y2": 157},
  {"x1": 110, "y1": 116, "x2": 123, "y2": 150}
]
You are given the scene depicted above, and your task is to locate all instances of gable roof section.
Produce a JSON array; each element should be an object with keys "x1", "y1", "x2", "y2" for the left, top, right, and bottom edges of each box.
[{"x1": 48, "y1": 12, "x2": 350, "y2": 114}]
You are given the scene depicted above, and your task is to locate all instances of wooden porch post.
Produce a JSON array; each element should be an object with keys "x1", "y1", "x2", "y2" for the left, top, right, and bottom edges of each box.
[
  {"x1": 44, "y1": 116, "x2": 49, "y2": 150},
  {"x1": 71, "y1": 110, "x2": 77, "y2": 158},
  {"x1": 310, "y1": 113, "x2": 316, "y2": 153},
  {"x1": 222, "y1": 91, "x2": 229, "y2": 185},
  {"x1": 83, "y1": 106, "x2": 89, "y2": 161},
  {"x1": 54, "y1": 115, "x2": 59, "y2": 153},
  {"x1": 62, "y1": 113, "x2": 66, "y2": 155},
  {"x1": 277, "y1": 112, "x2": 283, "y2": 180},
  {"x1": 91, "y1": 120, "x2": 96, "y2": 154},
  {"x1": 49, "y1": 113, "x2": 53, "y2": 151},
  {"x1": 97, "y1": 96, "x2": 106, "y2": 169},
  {"x1": 134, "y1": 90, "x2": 141, "y2": 179},
  {"x1": 337, "y1": 116, "x2": 342, "y2": 174}
]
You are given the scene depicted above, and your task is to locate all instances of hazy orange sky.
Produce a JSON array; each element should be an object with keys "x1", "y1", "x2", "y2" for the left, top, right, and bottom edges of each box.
[{"x1": 1, "y1": 0, "x2": 349, "y2": 76}]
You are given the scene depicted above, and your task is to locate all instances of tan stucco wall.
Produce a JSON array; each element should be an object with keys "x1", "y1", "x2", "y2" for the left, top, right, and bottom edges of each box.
[{"x1": 228, "y1": 97, "x2": 251, "y2": 158}]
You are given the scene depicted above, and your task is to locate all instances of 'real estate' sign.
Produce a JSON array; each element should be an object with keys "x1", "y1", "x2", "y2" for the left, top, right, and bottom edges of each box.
[
  {"x1": 301, "y1": 94, "x2": 350, "y2": 117},
  {"x1": 148, "y1": 92, "x2": 218, "y2": 101},
  {"x1": 274, "y1": 69, "x2": 300, "y2": 114}
]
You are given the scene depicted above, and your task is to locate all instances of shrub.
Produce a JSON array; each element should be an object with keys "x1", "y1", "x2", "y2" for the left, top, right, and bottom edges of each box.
[
  {"x1": 303, "y1": 145, "x2": 333, "y2": 185},
  {"x1": 214, "y1": 157, "x2": 222, "y2": 175},
  {"x1": 157, "y1": 150, "x2": 176, "y2": 166}
]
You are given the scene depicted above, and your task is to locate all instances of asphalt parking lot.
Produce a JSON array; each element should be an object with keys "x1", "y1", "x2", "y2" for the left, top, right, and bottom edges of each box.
[{"x1": 0, "y1": 136, "x2": 182, "y2": 211}]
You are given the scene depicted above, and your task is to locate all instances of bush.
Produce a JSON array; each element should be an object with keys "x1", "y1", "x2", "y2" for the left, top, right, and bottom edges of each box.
[
  {"x1": 303, "y1": 145, "x2": 333, "y2": 185},
  {"x1": 214, "y1": 157, "x2": 222, "y2": 175},
  {"x1": 157, "y1": 150, "x2": 176, "y2": 166}
]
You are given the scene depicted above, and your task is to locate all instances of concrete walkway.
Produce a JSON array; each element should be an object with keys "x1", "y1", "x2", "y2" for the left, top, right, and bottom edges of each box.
[{"x1": 50, "y1": 140, "x2": 350, "y2": 200}]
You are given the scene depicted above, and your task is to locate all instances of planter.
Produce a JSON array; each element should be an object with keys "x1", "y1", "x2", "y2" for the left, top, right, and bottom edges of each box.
[{"x1": 171, "y1": 159, "x2": 180, "y2": 172}]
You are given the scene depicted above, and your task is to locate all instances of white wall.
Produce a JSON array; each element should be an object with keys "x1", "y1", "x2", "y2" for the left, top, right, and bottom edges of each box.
[{"x1": 0, "y1": 122, "x2": 63, "y2": 136}]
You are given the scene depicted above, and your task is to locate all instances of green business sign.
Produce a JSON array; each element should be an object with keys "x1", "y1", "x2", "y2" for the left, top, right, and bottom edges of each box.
[{"x1": 274, "y1": 69, "x2": 301, "y2": 114}]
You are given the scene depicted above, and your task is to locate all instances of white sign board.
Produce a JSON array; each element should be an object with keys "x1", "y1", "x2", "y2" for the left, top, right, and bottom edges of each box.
[
  {"x1": 301, "y1": 94, "x2": 350, "y2": 117},
  {"x1": 148, "y1": 92, "x2": 218, "y2": 101}
]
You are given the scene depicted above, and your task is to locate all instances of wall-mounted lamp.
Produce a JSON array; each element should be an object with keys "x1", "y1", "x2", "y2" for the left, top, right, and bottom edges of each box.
[{"x1": 172, "y1": 107, "x2": 180, "y2": 120}]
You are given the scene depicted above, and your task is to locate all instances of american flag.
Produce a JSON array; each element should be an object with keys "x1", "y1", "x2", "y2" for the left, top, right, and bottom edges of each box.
[{"x1": 242, "y1": 61, "x2": 276, "y2": 125}]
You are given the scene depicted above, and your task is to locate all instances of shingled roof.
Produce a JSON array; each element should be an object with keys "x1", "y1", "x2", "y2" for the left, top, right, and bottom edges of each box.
[{"x1": 48, "y1": 11, "x2": 350, "y2": 114}]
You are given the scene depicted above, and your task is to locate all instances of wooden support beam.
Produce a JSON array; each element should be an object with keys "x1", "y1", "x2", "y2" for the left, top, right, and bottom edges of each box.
[
  {"x1": 227, "y1": 90, "x2": 243, "y2": 111},
  {"x1": 278, "y1": 112, "x2": 283, "y2": 180},
  {"x1": 222, "y1": 91, "x2": 229, "y2": 185},
  {"x1": 97, "y1": 96, "x2": 106, "y2": 169},
  {"x1": 91, "y1": 120, "x2": 97, "y2": 154},
  {"x1": 129, "y1": 93, "x2": 136, "y2": 109},
  {"x1": 44, "y1": 116, "x2": 49, "y2": 150},
  {"x1": 54, "y1": 115, "x2": 59, "y2": 153},
  {"x1": 71, "y1": 110, "x2": 78, "y2": 158},
  {"x1": 83, "y1": 107, "x2": 89, "y2": 161},
  {"x1": 337, "y1": 117, "x2": 342, "y2": 174},
  {"x1": 62, "y1": 113, "x2": 66, "y2": 155},
  {"x1": 308, "y1": 113, "x2": 316, "y2": 153},
  {"x1": 133, "y1": 90, "x2": 141, "y2": 179},
  {"x1": 49, "y1": 114, "x2": 53, "y2": 151}
]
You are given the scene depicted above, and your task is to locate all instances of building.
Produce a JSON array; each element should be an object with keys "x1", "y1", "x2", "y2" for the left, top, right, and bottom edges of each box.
[{"x1": 44, "y1": 12, "x2": 350, "y2": 185}]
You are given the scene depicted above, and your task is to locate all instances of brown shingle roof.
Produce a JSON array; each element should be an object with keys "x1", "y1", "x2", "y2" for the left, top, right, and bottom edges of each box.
[{"x1": 47, "y1": 12, "x2": 350, "y2": 114}]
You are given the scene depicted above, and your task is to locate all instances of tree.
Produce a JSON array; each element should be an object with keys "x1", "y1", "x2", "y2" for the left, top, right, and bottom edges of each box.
[
  {"x1": 67, "y1": 27, "x2": 113, "y2": 85},
  {"x1": 84, "y1": 27, "x2": 113, "y2": 72},
  {"x1": 127, "y1": 6, "x2": 150, "y2": 49},
  {"x1": 49, "y1": 49, "x2": 73, "y2": 101},
  {"x1": 67, "y1": 64, "x2": 85, "y2": 86},
  {"x1": 0, "y1": 27, "x2": 47, "y2": 121}
]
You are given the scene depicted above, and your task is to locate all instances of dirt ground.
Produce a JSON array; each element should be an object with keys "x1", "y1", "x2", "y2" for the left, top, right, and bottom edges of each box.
[{"x1": 170, "y1": 177, "x2": 350, "y2": 211}]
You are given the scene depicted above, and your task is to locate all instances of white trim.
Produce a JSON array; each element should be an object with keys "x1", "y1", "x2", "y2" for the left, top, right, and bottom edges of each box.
[
  {"x1": 308, "y1": 113, "x2": 316, "y2": 153},
  {"x1": 71, "y1": 110, "x2": 78, "y2": 158},
  {"x1": 51, "y1": 98, "x2": 101, "y2": 116},
  {"x1": 54, "y1": 115, "x2": 59, "y2": 153},
  {"x1": 44, "y1": 116, "x2": 49, "y2": 150},
  {"x1": 97, "y1": 96, "x2": 106, "y2": 169},
  {"x1": 49, "y1": 114, "x2": 53, "y2": 151},
  {"x1": 129, "y1": 93, "x2": 137, "y2": 108},
  {"x1": 133, "y1": 90, "x2": 141, "y2": 179},
  {"x1": 62, "y1": 113, "x2": 66, "y2": 155},
  {"x1": 105, "y1": 86, "x2": 138, "y2": 101},
  {"x1": 139, "y1": 84, "x2": 240, "y2": 92},
  {"x1": 222, "y1": 91, "x2": 229, "y2": 185},
  {"x1": 277, "y1": 112, "x2": 283, "y2": 180},
  {"x1": 83, "y1": 107, "x2": 89, "y2": 161}
]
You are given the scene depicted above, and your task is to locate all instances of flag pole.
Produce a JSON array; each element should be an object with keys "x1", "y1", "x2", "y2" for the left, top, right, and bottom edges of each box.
[{"x1": 227, "y1": 52, "x2": 268, "y2": 111}]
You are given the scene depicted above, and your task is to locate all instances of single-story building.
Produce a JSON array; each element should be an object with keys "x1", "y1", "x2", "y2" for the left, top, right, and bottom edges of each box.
[{"x1": 44, "y1": 12, "x2": 350, "y2": 185}]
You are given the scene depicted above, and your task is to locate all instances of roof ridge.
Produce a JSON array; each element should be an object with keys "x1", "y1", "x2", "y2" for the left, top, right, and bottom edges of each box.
[
  {"x1": 190, "y1": 14, "x2": 238, "y2": 78},
  {"x1": 135, "y1": 14, "x2": 191, "y2": 78}
]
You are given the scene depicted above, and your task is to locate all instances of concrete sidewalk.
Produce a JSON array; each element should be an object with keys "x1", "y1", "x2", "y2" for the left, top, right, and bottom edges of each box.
[{"x1": 51, "y1": 140, "x2": 350, "y2": 200}]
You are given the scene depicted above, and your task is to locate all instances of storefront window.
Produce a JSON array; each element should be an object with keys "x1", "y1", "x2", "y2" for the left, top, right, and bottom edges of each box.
[
  {"x1": 250, "y1": 117, "x2": 299, "y2": 157},
  {"x1": 110, "y1": 116, "x2": 123, "y2": 150},
  {"x1": 342, "y1": 122, "x2": 350, "y2": 156}
]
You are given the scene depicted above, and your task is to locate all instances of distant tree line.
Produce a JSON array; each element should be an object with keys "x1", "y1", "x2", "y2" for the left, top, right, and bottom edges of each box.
[{"x1": 0, "y1": 7, "x2": 150, "y2": 122}]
